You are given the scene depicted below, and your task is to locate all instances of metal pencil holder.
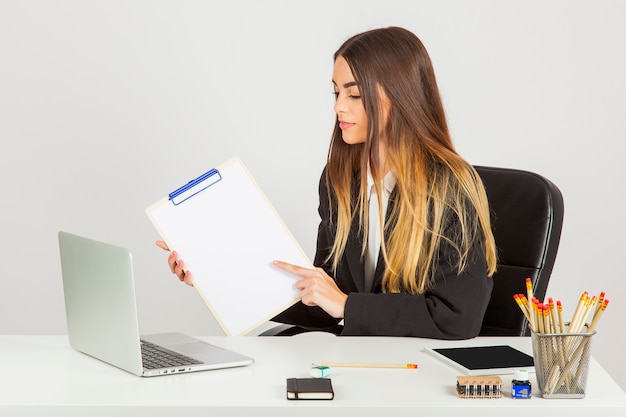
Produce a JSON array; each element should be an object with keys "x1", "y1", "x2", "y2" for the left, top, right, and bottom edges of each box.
[{"x1": 531, "y1": 326, "x2": 595, "y2": 398}]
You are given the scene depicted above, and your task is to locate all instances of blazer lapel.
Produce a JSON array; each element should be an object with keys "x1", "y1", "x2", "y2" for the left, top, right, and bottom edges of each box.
[
  {"x1": 370, "y1": 189, "x2": 398, "y2": 292},
  {"x1": 344, "y1": 214, "x2": 367, "y2": 292},
  {"x1": 342, "y1": 181, "x2": 398, "y2": 293},
  {"x1": 370, "y1": 252, "x2": 385, "y2": 292}
]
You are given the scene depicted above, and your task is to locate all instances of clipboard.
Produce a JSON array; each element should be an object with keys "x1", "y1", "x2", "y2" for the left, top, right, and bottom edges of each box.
[{"x1": 146, "y1": 157, "x2": 309, "y2": 335}]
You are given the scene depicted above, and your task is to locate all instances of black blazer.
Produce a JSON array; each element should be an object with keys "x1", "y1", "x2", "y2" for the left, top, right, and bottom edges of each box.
[{"x1": 273, "y1": 168, "x2": 493, "y2": 339}]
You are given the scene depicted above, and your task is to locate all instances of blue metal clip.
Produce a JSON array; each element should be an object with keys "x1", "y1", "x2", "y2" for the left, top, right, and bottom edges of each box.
[{"x1": 168, "y1": 168, "x2": 222, "y2": 205}]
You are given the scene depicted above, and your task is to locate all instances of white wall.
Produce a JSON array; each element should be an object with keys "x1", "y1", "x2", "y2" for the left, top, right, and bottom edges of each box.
[{"x1": 1, "y1": 0, "x2": 624, "y2": 391}]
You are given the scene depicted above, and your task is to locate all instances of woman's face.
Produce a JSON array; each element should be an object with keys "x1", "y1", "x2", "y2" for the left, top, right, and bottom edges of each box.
[{"x1": 332, "y1": 56, "x2": 367, "y2": 145}]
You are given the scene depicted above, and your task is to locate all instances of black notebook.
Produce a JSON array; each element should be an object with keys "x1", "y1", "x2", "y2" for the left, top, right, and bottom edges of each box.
[
  {"x1": 286, "y1": 378, "x2": 334, "y2": 400},
  {"x1": 424, "y1": 345, "x2": 534, "y2": 376}
]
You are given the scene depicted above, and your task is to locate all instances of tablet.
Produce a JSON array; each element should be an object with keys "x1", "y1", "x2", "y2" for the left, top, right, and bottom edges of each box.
[{"x1": 424, "y1": 345, "x2": 534, "y2": 376}]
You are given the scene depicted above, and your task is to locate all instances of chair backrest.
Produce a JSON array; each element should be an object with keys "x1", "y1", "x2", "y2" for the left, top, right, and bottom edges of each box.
[{"x1": 475, "y1": 166, "x2": 564, "y2": 336}]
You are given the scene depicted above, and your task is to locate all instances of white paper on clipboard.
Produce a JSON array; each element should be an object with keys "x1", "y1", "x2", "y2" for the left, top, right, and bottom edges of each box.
[{"x1": 146, "y1": 157, "x2": 308, "y2": 335}]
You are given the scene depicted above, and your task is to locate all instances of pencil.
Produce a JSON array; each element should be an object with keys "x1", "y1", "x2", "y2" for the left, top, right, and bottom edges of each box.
[
  {"x1": 580, "y1": 295, "x2": 597, "y2": 331},
  {"x1": 525, "y1": 278, "x2": 535, "y2": 330},
  {"x1": 588, "y1": 299, "x2": 609, "y2": 332},
  {"x1": 514, "y1": 294, "x2": 531, "y2": 323},
  {"x1": 312, "y1": 362, "x2": 418, "y2": 369},
  {"x1": 557, "y1": 300, "x2": 565, "y2": 333},
  {"x1": 536, "y1": 301, "x2": 544, "y2": 333},
  {"x1": 570, "y1": 291, "x2": 589, "y2": 332},
  {"x1": 594, "y1": 291, "x2": 605, "y2": 315},
  {"x1": 542, "y1": 304, "x2": 550, "y2": 334},
  {"x1": 548, "y1": 298, "x2": 559, "y2": 333}
]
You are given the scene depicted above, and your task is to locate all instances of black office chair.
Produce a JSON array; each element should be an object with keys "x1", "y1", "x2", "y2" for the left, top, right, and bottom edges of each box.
[
  {"x1": 261, "y1": 166, "x2": 564, "y2": 337},
  {"x1": 476, "y1": 165, "x2": 564, "y2": 336}
]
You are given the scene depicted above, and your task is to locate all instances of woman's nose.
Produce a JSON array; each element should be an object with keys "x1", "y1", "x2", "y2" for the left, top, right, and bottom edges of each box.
[{"x1": 334, "y1": 95, "x2": 347, "y2": 114}]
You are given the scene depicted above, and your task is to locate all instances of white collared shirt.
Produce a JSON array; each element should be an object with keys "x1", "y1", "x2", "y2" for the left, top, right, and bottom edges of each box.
[{"x1": 363, "y1": 168, "x2": 396, "y2": 291}]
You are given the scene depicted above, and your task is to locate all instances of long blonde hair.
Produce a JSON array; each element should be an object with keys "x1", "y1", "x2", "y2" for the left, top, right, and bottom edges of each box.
[{"x1": 326, "y1": 27, "x2": 497, "y2": 294}]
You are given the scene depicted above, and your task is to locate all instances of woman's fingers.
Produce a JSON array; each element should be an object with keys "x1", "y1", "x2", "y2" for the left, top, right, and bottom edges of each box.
[
  {"x1": 171, "y1": 255, "x2": 192, "y2": 285},
  {"x1": 178, "y1": 266, "x2": 194, "y2": 286},
  {"x1": 159, "y1": 245, "x2": 193, "y2": 286},
  {"x1": 167, "y1": 251, "x2": 179, "y2": 273},
  {"x1": 273, "y1": 261, "x2": 346, "y2": 318},
  {"x1": 155, "y1": 240, "x2": 169, "y2": 251},
  {"x1": 272, "y1": 260, "x2": 322, "y2": 280}
]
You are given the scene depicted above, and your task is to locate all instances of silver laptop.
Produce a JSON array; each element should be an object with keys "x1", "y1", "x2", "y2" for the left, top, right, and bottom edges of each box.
[{"x1": 58, "y1": 231, "x2": 254, "y2": 377}]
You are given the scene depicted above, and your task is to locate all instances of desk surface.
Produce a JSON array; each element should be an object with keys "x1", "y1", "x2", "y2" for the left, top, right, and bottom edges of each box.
[{"x1": 1, "y1": 335, "x2": 624, "y2": 417}]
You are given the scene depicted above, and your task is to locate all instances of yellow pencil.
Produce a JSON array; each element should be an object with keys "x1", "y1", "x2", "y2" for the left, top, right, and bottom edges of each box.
[
  {"x1": 568, "y1": 292, "x2": 588, "y2": 332},
  {"x1": 594, "y1": 291, "x2": 605, "y2": 315},
  {"x1": 533, "y1": 303, "x2": 545, "y2": 333},
  {"x1": 548, "y1": 298, "x2": 559, "y2": 333},
  {"x1": 588, "y1": 299, "x2": 609, "y2": 332},
  {"x1": 525, "y1": 278, "x2": 535, "y2": 330},
  {"x1": 557, "y1": 300, "x2": 565, "y2": 333},
  {"x1": 580, "y1": 295, "x2": 597, "y2": 331},
  {"x1": 542, "y1": 304, "x2": 550, "y2": 334},
  {"x1": 514, "y1": 294, "x2": 531, "y2": 323},
  {"x1": 312, "y1": 362, "x2": 418, "y2": 369}
]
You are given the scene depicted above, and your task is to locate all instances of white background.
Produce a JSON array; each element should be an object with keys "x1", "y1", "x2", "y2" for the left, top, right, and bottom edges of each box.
[{"x1": 1, "y1": 0, "x2": 624, "y2": 391}]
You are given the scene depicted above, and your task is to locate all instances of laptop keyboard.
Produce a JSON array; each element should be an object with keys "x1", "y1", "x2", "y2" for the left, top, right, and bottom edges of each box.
[{"x1": 140, "y1": 339, "x2": 204, "y2": 370}]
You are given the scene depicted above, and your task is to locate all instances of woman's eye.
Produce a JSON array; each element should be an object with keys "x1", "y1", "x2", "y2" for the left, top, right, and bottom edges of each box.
[{"x1": 332, "y1": 90, "x2": 361, "y2": 100}]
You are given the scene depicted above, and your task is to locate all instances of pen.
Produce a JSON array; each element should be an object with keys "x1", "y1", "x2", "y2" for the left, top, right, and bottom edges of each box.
[{"x1": 312, "y1": 362, "x2": 418, "y2": 369}]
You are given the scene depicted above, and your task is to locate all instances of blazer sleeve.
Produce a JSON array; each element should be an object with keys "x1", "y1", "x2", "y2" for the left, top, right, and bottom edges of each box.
[{"x1": 341, "y1": 236, "x2": 493, "y2": 339}]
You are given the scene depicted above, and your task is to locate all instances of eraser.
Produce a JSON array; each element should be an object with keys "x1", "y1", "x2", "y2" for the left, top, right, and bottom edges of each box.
[{"x1": 310, "y1": 365, "x2": 331, "y2": 378}]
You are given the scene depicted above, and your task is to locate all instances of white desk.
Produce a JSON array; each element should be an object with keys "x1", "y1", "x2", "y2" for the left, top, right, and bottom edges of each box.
[{"x1": 1, "y1": 335, "x2": 624, "y2": 416}]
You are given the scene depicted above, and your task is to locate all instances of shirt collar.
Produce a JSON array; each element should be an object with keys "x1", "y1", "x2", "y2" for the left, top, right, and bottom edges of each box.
[{"x1": 366, "y1": 165, "x2": 397, "y2": 198}]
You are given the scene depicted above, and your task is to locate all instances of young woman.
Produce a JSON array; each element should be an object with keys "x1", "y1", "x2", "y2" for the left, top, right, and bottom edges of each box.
[{"x1": 159, "y1": 26, "x2": 497, "y2": 340}]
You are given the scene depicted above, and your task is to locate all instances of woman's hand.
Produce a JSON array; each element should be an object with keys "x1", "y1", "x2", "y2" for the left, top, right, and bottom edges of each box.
[
  {"x1": 272, "y1": 260, "x2": 347, "y2": 319},
  {"x1": 155, "y1": 240, "x2": 194, "y2": 286}
]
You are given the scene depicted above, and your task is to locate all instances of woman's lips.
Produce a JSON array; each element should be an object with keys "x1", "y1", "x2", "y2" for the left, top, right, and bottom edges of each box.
[{"x1": 339, "y1": 121, "x2": 355, "y2": 130}]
